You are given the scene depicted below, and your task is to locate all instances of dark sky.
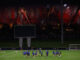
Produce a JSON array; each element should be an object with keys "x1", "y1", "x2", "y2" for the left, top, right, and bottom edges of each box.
[{"x1": 0, "y1": 0, "x2": 80, "y2": 7}]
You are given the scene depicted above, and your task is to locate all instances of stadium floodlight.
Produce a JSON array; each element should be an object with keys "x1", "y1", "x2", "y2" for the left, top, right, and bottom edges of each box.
[
  {"x1": 64, "y1": 4, "x2": 67, "y2": 7},
  {"x1": 66, "y1": 6, "x2": 70, "y2": 9},
  {"x1": 69, "y1": 44, "x2": 80, "y2": 50}
]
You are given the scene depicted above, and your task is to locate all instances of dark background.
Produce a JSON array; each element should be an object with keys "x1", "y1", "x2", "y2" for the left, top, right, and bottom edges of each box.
[
  {"x1": 0, "y1": 0, "x2": 80, "y2": 48},
  {"x1": 0, "y1": 0, "x2": 80, "y2": 6}
]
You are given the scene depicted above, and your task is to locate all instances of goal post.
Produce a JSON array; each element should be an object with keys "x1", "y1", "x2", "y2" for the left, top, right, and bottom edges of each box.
[{"x1": 69, "y1": 44, "x2": 80, "y2": 50}]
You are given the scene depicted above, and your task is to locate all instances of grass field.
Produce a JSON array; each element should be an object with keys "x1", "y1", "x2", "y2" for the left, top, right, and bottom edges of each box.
[{"x1": 0, "y1": 50, "x2": 80, "y2": 60}]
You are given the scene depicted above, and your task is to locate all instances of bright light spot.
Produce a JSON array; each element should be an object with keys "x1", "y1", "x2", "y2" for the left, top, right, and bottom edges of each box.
[
  {"x1": 67, "y1": 6, "x2": 70, "y2": 9},
  {"x1": 64, "y1": 4, "x2": 67, "y2": 7},
  {"x1": 65, "y1": 28, "x2": 73, "y2": 31},
  {"x1": 9, "y1": 23, "x2": 13, "y2": 28}
]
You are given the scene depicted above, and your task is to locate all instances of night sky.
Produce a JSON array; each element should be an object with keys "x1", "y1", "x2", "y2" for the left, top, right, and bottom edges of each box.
[{"x1": 0, "y1": 0, "x2": 80, "y2": 7}]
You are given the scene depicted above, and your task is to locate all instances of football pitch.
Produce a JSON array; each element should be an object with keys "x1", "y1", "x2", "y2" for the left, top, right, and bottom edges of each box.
[{"x1": 0, "y1": 50, "x2": 80, "y2": 60}]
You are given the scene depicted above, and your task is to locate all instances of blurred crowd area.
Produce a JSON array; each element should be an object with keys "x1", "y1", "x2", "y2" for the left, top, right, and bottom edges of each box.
[
  {"x1": 0, "y1": 5, "x2": 80, "y2": 25},
  {"x1": 0, "y1": 5, "x2": 80, "y2": 38},
  {"x1": 0, "y1": 5, "x2": 80, "y2": 44}
]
